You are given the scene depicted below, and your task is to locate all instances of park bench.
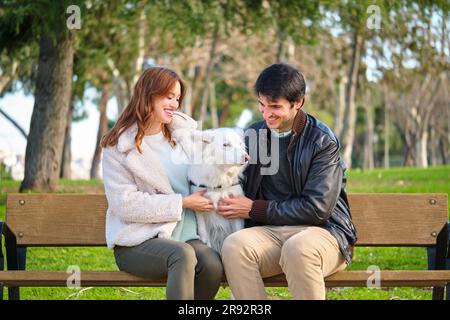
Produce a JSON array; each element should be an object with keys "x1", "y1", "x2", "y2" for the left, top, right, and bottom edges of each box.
[{"x1": 0, "y1": 193, "x2": 449, "y2": 300}]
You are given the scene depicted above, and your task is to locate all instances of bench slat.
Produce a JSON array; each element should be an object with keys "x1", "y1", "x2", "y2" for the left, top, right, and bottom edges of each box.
[
  {"x1": 5, "y1": 193, "x2": 448, "y2": 246},
  {"x1": 6, "y1": 194, "x2": 108, "y2": 246},
  {"x1": 1, "y1": 270, "x2": 449, "y2": 288},
  {"x1": 350, "y1": 194, "x2": 448, "y2": 245}
]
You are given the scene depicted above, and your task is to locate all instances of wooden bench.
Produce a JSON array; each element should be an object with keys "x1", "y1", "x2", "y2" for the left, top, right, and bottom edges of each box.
[{"x1": 1, "y1": 193, "x2": 449, "y2": 300}]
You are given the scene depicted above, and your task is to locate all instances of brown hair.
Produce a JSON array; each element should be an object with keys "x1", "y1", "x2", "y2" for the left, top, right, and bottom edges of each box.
[{"x1": 101, "y1": 67, "x2": 186, "y2": 153}]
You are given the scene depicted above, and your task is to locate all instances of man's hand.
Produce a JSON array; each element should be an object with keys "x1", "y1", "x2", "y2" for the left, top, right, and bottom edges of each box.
[{"x1": 217, "y1": 194, "x2": 253, "y2": 219}]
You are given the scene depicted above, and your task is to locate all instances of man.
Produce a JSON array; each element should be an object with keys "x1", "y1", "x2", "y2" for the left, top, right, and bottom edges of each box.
[{"x1": 217, "y1": 63, "x2": 357, "y2": 300}]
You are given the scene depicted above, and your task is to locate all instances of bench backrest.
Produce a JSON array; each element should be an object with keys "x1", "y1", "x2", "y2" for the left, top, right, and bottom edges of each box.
[{"x1": 4, "y1": 193, "x2": 449, "y2": 247}]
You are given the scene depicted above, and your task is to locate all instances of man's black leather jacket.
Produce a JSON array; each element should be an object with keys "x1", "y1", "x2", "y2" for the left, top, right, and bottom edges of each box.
[{"x1": 242, "y1": 110, "x2": 358, "y2": 263}]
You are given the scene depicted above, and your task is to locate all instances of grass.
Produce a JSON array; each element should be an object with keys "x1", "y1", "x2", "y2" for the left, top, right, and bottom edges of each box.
[{"x1": 0, "y1": 165, "x2": 449, "y2": 300}]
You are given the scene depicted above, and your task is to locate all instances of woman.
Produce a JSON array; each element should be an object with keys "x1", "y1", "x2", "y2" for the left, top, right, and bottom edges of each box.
[{"x1": 100, "y1": 67, "x2": 223, "y2": 300}]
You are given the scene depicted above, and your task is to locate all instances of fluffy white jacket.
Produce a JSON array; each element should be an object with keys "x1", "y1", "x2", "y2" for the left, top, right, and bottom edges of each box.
[{"x1": 102, "y1": 112, "x2": 198, "y2": 249}]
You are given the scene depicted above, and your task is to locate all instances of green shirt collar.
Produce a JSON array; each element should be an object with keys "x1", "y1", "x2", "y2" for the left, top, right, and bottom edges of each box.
[{"x1": 270, "y1": 129, "x2": 292, "y2": 138}]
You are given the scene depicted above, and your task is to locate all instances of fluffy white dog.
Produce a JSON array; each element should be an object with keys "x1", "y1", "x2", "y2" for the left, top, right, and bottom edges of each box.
[{"x1": 187, "y1": 128, "x2": 249, "y2": 253}]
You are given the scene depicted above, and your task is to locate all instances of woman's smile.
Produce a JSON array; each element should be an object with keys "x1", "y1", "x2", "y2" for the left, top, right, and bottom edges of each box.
[{"x1": 164, "y1": 108, "x2": 174, "y2": 118}]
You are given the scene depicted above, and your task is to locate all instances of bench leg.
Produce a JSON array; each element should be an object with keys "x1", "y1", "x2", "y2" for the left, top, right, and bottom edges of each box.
[
  {"x1": 3, "y1": 224, "x2": 27, "y2": 300},
  {"x1": 447, "y1": 222, "x2": 450, "y2": 300},
  {"x1": 0, "y1": 221, "x2": 4, "y2": 300},
  {"x1": 433, "y1": 287, "x2": 445, "y2": 300},
  {"x1": 446, "y1": 283, "x2": 449, "y2": 300},
  {"x1": 432, "y1": 223, "x2": 449, "y2": 300}
]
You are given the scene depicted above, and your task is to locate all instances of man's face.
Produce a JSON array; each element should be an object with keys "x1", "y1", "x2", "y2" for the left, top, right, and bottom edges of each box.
[{"x1": 258, "y1": 94, "x2": 303, "y2": 132}]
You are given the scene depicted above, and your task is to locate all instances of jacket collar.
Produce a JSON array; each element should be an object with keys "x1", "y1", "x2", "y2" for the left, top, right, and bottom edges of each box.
[
  {"x1": 258, "y1": 108, "x2": 308, "y2": 149},
  {"x1": 287, "y1": 108, "x2": 308, "y2": 152},
  {"x1": 116, "y1": 112, "x2": 198, "y2": 194},
  {"x1": 124, "y1": 135, "x2": 174, "y2": 194},
  {"x1": 292, "y1": 108, "x2": 307, "y2": 137}
]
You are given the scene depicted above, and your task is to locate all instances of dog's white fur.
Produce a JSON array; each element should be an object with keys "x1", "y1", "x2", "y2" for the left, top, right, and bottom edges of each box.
[{"x1": 186, "y1": 128, "x2": 248, "y2": 253}]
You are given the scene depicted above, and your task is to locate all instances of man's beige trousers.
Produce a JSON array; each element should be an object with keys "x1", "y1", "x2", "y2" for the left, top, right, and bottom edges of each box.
[{"x1": 221, "y1": 225, "x2": 347, "y2": 300}]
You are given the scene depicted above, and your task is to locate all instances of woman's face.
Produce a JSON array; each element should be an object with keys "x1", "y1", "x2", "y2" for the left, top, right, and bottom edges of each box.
[{"x1": 151, "y1": 81, "x2": 181, "y2": 124}]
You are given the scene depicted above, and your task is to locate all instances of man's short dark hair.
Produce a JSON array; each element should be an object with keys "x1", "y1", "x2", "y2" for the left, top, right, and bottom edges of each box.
[{"x1": 254, "y1": 63, "x2": 306, "y2": 104}]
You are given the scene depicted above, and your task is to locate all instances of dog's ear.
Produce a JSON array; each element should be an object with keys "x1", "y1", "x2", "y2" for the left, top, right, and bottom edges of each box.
[
  {"x1": 200, "y1": 131, "x2": 214, "y2": 144},
  {"x1": 202, "y1": 137, "x2": 212, "y2": 144},
  {"x1": 191, "y1": 130, "x2": 210, "y2": 143}
]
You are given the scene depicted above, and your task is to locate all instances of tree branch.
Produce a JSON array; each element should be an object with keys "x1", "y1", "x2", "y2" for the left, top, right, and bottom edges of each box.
[{"x1": 0, "y1": 107, "x2": 28, "y2": 139}]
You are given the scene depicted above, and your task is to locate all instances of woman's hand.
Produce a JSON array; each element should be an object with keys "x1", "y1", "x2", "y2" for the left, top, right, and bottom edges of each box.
[{"x1": 182, "y1": 190, "x2": 214, "y2": 212}]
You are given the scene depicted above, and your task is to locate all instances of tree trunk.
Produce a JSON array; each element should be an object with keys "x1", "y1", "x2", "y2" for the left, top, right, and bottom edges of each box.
[
  {"x1": 125, "y1": 77, "x2": 132, "y2": 106},
  {"x1": 107, "y1": 58, "x2": 128, "y2": 115},
  {"x1": 334, "y1": 74, "x2": 348, "y2": 140},
  {"x1": 429, "y1": 124, "x2": 437, "y2": 166},
  {"x1": 60, "y1": 100, "x2": 73, "y2": 179},
  {"x1": 342, "y1": 32, "x2": 364, "y2": 169},
  {"x1": 183, "y1": 64, "x2": 194, "y2": 117},
  {"x1": 0, "y1": 60, "x2": 18, "y2": 94},
  {"x1": 415, "y1": 126, "x2": 428, "y2": 168},
  {"x1": 412, "y1": 76, "x2": 441, "y2": 167},
  {"x1": 20, "y1": 30, "x2": 75, "y2": 192},
  {"x1": 383, "y1": 100, "x2": 390, "y2": 168},
  {"x1": 439, "y1": 138, "x2": 447, "y2": 165},
  {"x1": 209, "y1": 81, "x2": 218, "y2": 128},
  {"x1": 403, "y1": 128, "x2": 416, "y2": 167},
  {"x1": 448, "y1": 101, "x2": 450, "y2": 153},
  {"x1": 184, "y1": 63, "x2": 201, "y2": 117},
  {"x1": 363, "y1": 103, "x2": 374, "y2": 170},
  {"x1": 286, "y1": 37, "x2": 295, "y2": 63},
  {"x1": 190, "y1": 65, "x2": 202, "y2": 118},
  {"x1": 219, "y1": 92, "x2": 232, "y2": 127},
  {"x1": 445, "y1": 104, "x2": 450, "y2": 164},
  {"x1": 114, "y1": 77, "x2": 128, "y2": 115},
  {"x1": 132, "y1": 0, "x2": 146, "y2": 85},
  {"x1": 90, "y1": 84, "x2": 110, "y2": 179},
  {"x1": 275, "y1": 31, "x2": 283, "y2": 63},
  {"x1": 199, "y1": 24, "x2": 219, "y2": 128}
]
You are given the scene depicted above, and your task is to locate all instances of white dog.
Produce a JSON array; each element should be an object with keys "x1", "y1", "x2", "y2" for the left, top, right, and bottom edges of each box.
[{"x1": 186, "y1": 128, "x2": 249, "y2": 253}]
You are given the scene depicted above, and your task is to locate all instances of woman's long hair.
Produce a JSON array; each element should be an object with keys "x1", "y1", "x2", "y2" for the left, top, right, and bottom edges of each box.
[{"x1": 101, "y1": 67, "x2": 186, "y2": 153}]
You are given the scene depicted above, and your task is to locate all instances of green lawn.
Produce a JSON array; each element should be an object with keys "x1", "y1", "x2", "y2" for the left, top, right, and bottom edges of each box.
[{"x1": 1, "y1": 165, "x2": 449, "y2": 300}]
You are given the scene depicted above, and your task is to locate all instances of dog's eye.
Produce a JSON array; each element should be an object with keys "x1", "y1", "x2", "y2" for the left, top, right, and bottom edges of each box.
[
  {"x1": 223, "y1": 143, "x2": 231, "y2": 147},
  {"x1": 202, "y1": 140, "x2": 211, "y2": 144}
]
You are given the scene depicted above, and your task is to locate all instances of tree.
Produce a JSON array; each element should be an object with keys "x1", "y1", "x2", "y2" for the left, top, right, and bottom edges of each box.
[
  {"x1": 333, "y1": 0, "x2": 394, "y2": 168},
  {"x1": 263, "y1": 0, "x2": 323, "y2": 63},
  {"x1": 0, "y1": 1, "x2": 87, "y2": 190},
  {"x1": 90, "y1": 83, "x2": 110, "y2": 179},
  {"x1": 21, "y1": 30, "x2": 75, "y2": 191},
  {"x1": 379, "y1": 2, "x2": 449, "y2": 167}
]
